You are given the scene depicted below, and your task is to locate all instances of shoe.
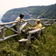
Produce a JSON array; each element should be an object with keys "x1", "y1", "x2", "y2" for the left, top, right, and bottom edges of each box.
[{"x1": 21, "y1": 30, "x2": 25, "y2": 34}]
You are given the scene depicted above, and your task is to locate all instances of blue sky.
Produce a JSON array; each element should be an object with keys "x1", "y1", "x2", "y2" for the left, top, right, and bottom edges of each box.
[{"x1": 0, "y1": 0, "x2": 56, "y2": 18}]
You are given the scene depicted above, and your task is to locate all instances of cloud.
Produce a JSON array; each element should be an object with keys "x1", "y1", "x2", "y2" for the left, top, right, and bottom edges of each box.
[{"x1": 0, "y1": 0, "x2": 31, "y2": 15}]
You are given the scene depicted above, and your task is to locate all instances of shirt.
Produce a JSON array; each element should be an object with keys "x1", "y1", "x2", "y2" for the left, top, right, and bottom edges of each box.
[
  {"x1": 35, "y1": 23, "x2": 42, "y2": 29},
  {"x1": 13, "y1": 17, "x2": 24, "y2": 26},
  {"x1": 15, "y1": 17, "x2": 24, "y2": 21}
]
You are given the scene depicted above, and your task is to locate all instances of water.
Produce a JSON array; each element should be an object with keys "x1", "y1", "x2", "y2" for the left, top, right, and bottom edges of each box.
[
  {"x1": 0, "y1": 19, "x2": 3, "y2": 23},
  {"x1": 0, "y1": 18, "x2": 12, "y2": 27}
]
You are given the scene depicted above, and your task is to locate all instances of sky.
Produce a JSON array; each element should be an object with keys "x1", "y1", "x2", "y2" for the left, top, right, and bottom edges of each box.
[{"x1": 0, "y1": 0, "x2": 56, "y2": 18}]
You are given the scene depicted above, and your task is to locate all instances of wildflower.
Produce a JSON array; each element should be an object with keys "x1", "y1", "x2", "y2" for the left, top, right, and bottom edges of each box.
[
  {"x1": 8, "y1": 41, "x2": 9, "y2": 42},
  {"x1": 2, "y1": 53, "x2": 3, "y2": 54},
  {"x1": 38, "y1": 53, "x2": 40, "y2": 54},
  {"x1": 3, "y1": 41, "x2": 4, "y2": 42},
  {"x1": 47, "y1": 37, "x2": 53, "y2": 39},
  {"x1": 8, "y1": 54, "x2": 10, "y2": 56},
  {"x1": 52, "y1": 45, "x2": 54, "y2": 48}
]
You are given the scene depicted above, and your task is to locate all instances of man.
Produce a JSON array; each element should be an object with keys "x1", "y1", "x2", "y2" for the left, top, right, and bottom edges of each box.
[
  {"x1": 24, "y1": 19, "x2": 42, "y2": 32},
  {"x1": 31, "y1": 19, "x2": 42, "y2": 29},
  {"x1": 24, "y1": 19, "x2": 42, "y2": 39},
  {"x1": 13, "y1": 14, "x2": 26, "y2": 31}
]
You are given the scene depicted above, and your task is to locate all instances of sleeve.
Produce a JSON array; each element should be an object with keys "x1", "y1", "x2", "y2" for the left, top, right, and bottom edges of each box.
[
  {"x1": 22, "y1": 19, "x2": 25, "y2": 21},
  {"x1": 21, "y1": 19, "x2": 27, "y2": 22},
  {"x1": 35, "y1": 23, "x2": 42, "y2": 29},
  {"x1": 13, "y1": 17, "x2": 20, "y2": 26},
  {"x1": 35, "y1": 25, "x2": 40, "y2": 29},
  {"x1": 15, "y1": 17, "x2": 20, "y2": 21}
]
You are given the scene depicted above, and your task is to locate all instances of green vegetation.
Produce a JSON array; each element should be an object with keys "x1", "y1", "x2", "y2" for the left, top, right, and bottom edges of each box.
[
  {"x1": 2, "y1": 4, "x2": 56, "y2": 22},
  {"x1": 0, "y1": 24, "x2": 56, "y2": 56}
]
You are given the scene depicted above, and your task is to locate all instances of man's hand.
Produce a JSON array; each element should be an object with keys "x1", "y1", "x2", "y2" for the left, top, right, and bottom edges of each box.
[
  {"x1": 31, "y1": 27, "x2": 36, "y2": 30},
  {"x1": 24, "y1": 20, "x2": 27, "y2": 22}
]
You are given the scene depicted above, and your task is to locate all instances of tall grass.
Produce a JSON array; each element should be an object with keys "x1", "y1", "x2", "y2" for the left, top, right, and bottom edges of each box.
[{"x1": 0, "y1": 24, "x2": 56, "y2": 56}]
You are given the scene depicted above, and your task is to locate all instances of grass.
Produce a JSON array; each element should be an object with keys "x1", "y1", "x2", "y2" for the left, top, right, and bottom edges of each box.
[{"x1": 0, "y1": 24, "x2": 56, "y2": 56}]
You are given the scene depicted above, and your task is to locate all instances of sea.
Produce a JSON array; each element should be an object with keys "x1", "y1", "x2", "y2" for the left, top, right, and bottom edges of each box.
[
  {"x1": 0, "y1": 18, "x2": 12, "y2": 27},
  {"x1": 0, "y1": 18, "x2": 2, "y2": 23}
]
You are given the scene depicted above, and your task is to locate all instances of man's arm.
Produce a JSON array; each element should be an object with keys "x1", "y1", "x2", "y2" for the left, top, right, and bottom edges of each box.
[
  {"x1": 22, "y1": 19, "x2": 27, "y2": 22},
  {"x1": 31, "y1": 27, "x2": 36, "y2": 30}
]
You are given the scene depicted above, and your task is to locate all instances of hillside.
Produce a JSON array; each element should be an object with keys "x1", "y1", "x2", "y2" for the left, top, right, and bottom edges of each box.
[
  {"x1": 1, "y1": 4, "x2": 56, "y2": 22},
  {"x1": 0, "y1": 24, "x2": 56, "y2": 56}
]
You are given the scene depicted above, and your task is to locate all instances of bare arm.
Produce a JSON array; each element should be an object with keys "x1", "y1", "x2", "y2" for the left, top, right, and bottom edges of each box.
[{"x1": 31, "y1": 27, "x2": 36, "y2": 30}]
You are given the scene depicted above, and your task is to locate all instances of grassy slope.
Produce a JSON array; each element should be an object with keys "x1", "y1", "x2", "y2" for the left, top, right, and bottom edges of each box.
[{"x1": 0, "y1": 24, "x2": 56, "y2": 56}]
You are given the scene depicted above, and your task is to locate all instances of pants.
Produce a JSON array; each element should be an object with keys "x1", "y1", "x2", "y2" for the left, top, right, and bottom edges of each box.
[
  {"x1": 13, "y1": 23, "x2": 21, "y2": 31},
  {"x1": 13, "y1": 26, "x2": 17, "y2": 34},
  {"x1": 13, "y1": 26, "x2": 17, "y2": 31}
]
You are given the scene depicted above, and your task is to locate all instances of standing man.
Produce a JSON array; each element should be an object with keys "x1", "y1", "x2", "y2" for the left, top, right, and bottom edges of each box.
[{"x1": 13, "y1": 14, "x2": 26, "y2": 31}]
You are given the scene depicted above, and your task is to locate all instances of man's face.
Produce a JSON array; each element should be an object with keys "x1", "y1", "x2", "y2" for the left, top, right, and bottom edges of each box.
[{"x1": 37, "y1": 21, "x2": 40, "y2": 24}]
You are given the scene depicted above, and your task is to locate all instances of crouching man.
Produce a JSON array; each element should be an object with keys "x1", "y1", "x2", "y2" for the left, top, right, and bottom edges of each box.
[{"x1": 24, "y1": 19, "x2": 42, "y2": 39}]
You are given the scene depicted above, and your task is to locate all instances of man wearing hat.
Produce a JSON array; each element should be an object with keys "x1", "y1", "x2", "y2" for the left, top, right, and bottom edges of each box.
[
  {"x1": 24, "y1": 19, "x2": 42, "y2": 33},
  {"x1": 31, "y1": 19, "x2": 42, "y2": 29},
  {"x1": 23, "y1": 19, "x2": 42, "y2": 38}
]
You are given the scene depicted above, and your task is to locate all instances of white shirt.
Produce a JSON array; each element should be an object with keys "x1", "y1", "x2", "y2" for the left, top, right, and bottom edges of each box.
[{"x1": 13, "y1": 17, "x2": 24, "y2": 26}]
